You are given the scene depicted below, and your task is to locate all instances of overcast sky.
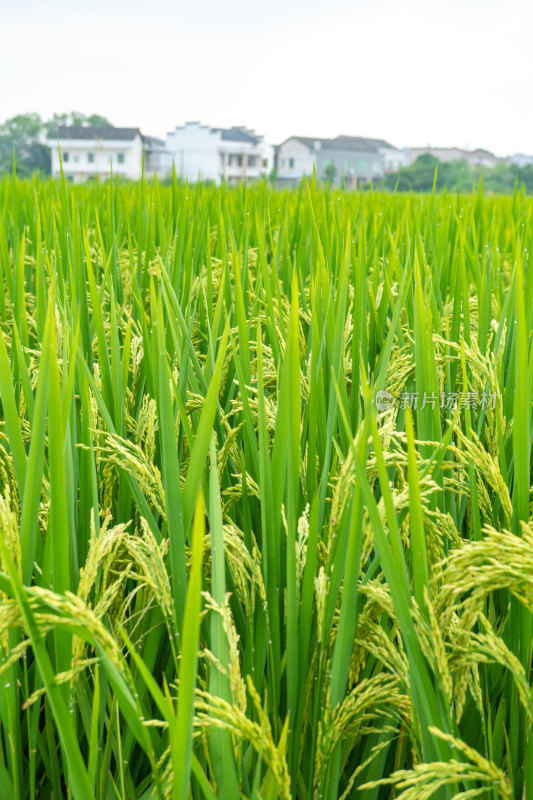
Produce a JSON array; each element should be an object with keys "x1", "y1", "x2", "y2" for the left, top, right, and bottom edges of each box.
[{"x1": 1, "y1": 0, "x2": 531, "y2": 156}]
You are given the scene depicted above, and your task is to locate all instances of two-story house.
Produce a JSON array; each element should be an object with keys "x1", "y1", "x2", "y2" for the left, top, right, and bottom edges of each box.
[
  {"x1": 165, "y1": 122, "x2": 274, "y2": 184},
  {"x1": 508, "y1": 154, "x2": 533, "y2": 168},
  {"x1": 275, "y1": 135, "x2": 397, "y2": 185},
  {"x1": 408, "y1": 147, "x2": 501, "y2": 168},
  {"x1": 48, "y1": 126, "x2": 171, "y2": 181}
]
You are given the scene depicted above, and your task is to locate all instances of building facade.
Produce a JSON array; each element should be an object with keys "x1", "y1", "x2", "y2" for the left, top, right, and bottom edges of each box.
[
  {"x1": 408, "y1": 147, "x2": 501, "y2": 168},
  {"x1": 48, "y1": 126, "x2": 170, "y2": 181},
  {"x1": 143, "y1": 136, "x2": 173, "y2": 176},
  {"x1": 275, "y1": 135, "x2": 398, "y2": 185},
  {"x1": 166, "y1": 122, "x2": 274, "y2": 184},
  {"x1": 507, "y1": 154, "x2": 533, "y2": 168}
]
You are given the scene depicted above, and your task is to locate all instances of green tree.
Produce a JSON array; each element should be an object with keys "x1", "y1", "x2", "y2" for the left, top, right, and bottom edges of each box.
[
  {"x1": 515, "y1": 164, "x2": 533, "y2": 193},
  {"x1": 86, "y1": 114, "x2": 112, "y2": 127},
  {"x1": 44, "y1": 113, "x2": 69, "y2": 138},
  {"x1": 0, "y1": 111, "x2": 114, "y2": 177},
  {"x1": 323, "y1": 160, "x2": 336, "y2": 186},
  {"x1": 0, "y1": 113, "x2": 49, "y2": 176},
  {"x1": 45, "y1": 112, "x2": 112, "y2": 138},
  {"x1": 384, "y1": 153, "x2": 533, "y2": 195}
]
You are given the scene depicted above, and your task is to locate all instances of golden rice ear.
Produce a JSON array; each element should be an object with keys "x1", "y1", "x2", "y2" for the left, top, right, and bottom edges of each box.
[
  {"x1": 202, "y1": 591, "x2": 246, "y2": 713},
  {"x1": 77, "y1": 510, "x2": 129, "y2": 603},
  {"x1": 0, "y1": 435, "x2": 20, "y2": 517},
  {"x1": 120, "y1": 516, "x2": 178, "y2": 641},
  {"x1": 435, "y1": 523, "x2": 533, "y2": 626},
  {"x1": 195, "y1": 683, "x2": 292, "y2": 800},
  {"x1": 410, "y1": 592, "x2": 453, "y2": 716},
  {"x1": 446, "y1": 613, "x2": 533, "y2": 725},
  {"x1": 0, "y1": 487, "x2": 22, "y2": 582},
  {"x1": 359, "y1": 729, "x2": 513, "y2": 800},
  {"x1": 449, "y1": 427, "x2": 512, "y2": 526},
  {"x1": 219, "y1": 520, "x2": 259, "y2": 617},
  {"x1": 354, "y1": 605, "x2": 409, "y2": 688},
  {"x1": 96, "y1": 429, "x2": 166, "y2": 517},
  {"x1": 134, "y1": 394, "x2": 159, "y2": 461},
  {"x1": 314, "y1": 674, "x2": 411, "y2": 797}
]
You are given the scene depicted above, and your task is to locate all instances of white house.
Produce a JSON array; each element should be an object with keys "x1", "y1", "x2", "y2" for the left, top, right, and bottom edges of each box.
[
  {"x1": 48, "y1": 126, "x2": 171, "y2": 181},
  {"x1": 408, "y1": 147, "x2": 501, "y2": 168},
  {"x1": 274, "y1": 137, "x2": 316, "y2": 183},
  {"x1": 370, "y1": 141, "x2": 410, "y2": 172},
  {"x1": 166, "y1": 122, "x2": 274, "y2": 184},
  {"x1": 276, "y1": 135, "x2": 396, "y2": 185},
  {"x1": 336, "y1": 136, "x2": 410, "y2": 173},
  {"x1": 508, "y1": 154, "x2": 533, "y2": 168}
]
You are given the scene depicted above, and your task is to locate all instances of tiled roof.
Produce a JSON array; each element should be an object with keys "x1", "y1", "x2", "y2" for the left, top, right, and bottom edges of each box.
[
  {"x1": 214, "y1": 126, "x2": 261, "y2": 144},
  {"x1": 284, "y1": 135, "x2": 394, "y2": 153},
  {"x1": 326, "y1": 136, "x2": 381, "y2": 153},
  {"x1": 337, "y1": 135, "x2": 397, "y2": 151},
  {"x1": 51, "y1": 126, "x2": 141, "y2": 141},
  {"x1": 142, "y1": 135, "x2": 165, "y2": 149}
]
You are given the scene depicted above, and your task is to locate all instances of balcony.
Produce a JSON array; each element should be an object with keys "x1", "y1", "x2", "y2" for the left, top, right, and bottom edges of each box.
[{"x1": 221, "y1": 152, "x2": 267, "y2": 181}]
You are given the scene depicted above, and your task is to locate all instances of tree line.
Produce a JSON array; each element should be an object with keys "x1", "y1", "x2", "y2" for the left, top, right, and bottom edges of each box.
[
  {"x1": 383, "y1": 152, "x2": 533, "y2": 194},
  {"x1": 0, "y1": 112, "x2": 112, "y2": 177}
]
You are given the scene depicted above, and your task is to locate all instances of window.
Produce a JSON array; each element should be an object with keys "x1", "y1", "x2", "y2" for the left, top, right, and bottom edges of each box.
[
  {"x1": 118, "y1": 153, "x2": 125, "y2": 164},
  {"x1": 372, "y1": 162, "x2": 380, "y2": 172},
  {"x1": 63, "y1": 151, "x2": 70, "y2": 163},
  {"x1": 262, "y1": 158, "x2": 268, "y2": 168},
  {"x1": 289, "y1": 157, "x2": 295, "y2": 168},
  {"x1": 88, "y1": 152, "x2": 94, "y2": 163},
  {"x1": 357, "y1": 159, "x2": 367, "y2": 171},
  {"x1": 248, "y1": 156, "x2": 257, "y2": 167},
  {"x1": 229, "y1": 154, "x2": 243, "y2": 167}
]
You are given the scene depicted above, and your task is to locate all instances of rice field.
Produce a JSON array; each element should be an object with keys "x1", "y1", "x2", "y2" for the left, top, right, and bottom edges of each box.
[{"x1": 0, "y1": 173, "x2": 532, "y2": 799}]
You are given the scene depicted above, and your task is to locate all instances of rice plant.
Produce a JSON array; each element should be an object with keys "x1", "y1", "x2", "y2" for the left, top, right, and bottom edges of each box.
[{"x1": 0, "y1": 171, "x2": 532, "y2": 799}]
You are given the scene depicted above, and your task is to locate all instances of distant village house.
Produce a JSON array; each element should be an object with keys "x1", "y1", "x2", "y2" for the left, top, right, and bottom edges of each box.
[
  {"x1": 47, "y1": 122, "x2": 512, "y2": 187},
  {"x1": 507, "y1": 154, "x2": 533, "y2": 168},
  {"x1": 275, "y1": 135, "x2": 408, "y2": 186},
  {"x1": 48, "y1": 126, "x2": 171, "y2": 182},
  {"x1": 408, "y1": 147, "x2": 501, "y2": 169},
  {"x1": 166, "y1": 122, "x2": 274, "y2": 185}
]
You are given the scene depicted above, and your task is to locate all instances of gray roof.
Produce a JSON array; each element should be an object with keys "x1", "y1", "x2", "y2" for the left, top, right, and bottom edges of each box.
[
  {"x1": 213, "y1": 126, "x2": 261, "y2": 144},
  {"x1": 326, "y1": 137, "x2": 381, "y2": 153},
  {"x1": 51, "y1": 125, "x2": 141, "y2": 141},
  {"x1": 287, "y1": 136, "x2": 325, "y2": 149},
  {"x1": 471, "y1": 148, "x2": 498, "y2": 157},
  {"x1": 142, "y1": 135, "x2": 165, "y2": 149},
  {"x1": 283, "y1": 135, "x2": 394, "y2": 153},
  {"x1": 337, "y1": 135, "x2": 397, "y2": 151}
]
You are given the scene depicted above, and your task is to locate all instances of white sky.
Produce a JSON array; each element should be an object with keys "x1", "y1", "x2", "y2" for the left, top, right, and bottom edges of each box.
[{"x1": 1, "y1": 0, "x2": 532, "y2": 156}]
